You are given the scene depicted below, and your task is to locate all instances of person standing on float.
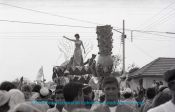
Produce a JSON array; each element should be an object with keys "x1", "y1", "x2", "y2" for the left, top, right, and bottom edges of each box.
[{"x1": 63, "y1": 34, "x2": 86, "y2": 66}]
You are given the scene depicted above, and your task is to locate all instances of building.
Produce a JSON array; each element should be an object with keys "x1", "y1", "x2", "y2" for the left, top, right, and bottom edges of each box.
[{"x1": 128, "y1": 57, "x2": 175, "y2": 90}]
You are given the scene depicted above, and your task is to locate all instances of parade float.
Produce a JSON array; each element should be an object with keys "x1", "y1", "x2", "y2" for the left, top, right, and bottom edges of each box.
[{"x1": 52, "y1": 25, "x2": 114, "y2": 88}]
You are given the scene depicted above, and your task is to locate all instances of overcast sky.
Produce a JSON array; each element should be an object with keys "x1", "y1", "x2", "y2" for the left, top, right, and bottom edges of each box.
[{"x1": 0, "y1": 0, "x2": 175, "y2": 82}]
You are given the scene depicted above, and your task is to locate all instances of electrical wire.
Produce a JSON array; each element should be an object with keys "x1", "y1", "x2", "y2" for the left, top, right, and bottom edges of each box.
[
  {"x1": 1, "y1": 19, "x2": 175, "y2": 40},
  {"x1": 0, "y1": 2, "x2": 103, "y2": 26},
  {"x1": 143, "y1": 9, "x2": 175, "y2": 30},
  {"x1": 0, "y1": 19, "x2": 96, "y2": 29},
  {"x1": 115, "y1": 28, "x2": 175, "y2": 39},
  {"x1": 0, "y1": 3, "x2": 123, "y2": 33},
  {"x1": 137, "y1": 1, "x2": 175, "y2": 30},
  {"x1": 1, "y1": 2, "x2": 174, "y2": 35},
  {"x1": 133, "y1": 30, "x2": 175, "y2": 39},
  {"x1": 132, "y1": 36, "x2": 175, "y2": 41}
]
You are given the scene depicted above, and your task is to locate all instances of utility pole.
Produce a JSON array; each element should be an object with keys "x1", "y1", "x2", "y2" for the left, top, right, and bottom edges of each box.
[
  {"x1": 113, "y1": 20, "x2": 126, "y2": 76},
  {"x1": 122, "y1": 20, "x2": 126, "y2": 75}
]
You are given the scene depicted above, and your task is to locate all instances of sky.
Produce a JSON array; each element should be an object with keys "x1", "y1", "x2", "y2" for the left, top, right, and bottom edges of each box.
[{"x1": 0, "y1": 0, "x2": 175, "y2": 83}]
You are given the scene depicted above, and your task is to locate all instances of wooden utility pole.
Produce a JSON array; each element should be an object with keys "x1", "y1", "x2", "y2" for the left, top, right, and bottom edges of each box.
[{"x1": 122, "y1": 20, "x2": 126, "y2": 75}]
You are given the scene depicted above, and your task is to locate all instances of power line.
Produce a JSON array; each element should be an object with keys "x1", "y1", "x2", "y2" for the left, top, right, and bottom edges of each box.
[
  {"x1": 0, "y1": 37, "x2": 57, "y2": 40},
  {"x1": 132, "y1": 36, "x2": 175, "y2": 41},
  {"x1": 133, "y1": 30, "x2": 175, "y2": 39},
  {"x1": 1, "y1": 19, "x2": 175, "y2": 39},
  {"x1": 0, "y1": 2, "x2": 103, "y2": 26},
  {"x1": 131, "y1": 30, "x2": 175, "y2": 35},
  {"x1": 0, "y1": 34, "x2": 98, "y2": 38},
  {"x1": 0, "y1": 3, "x2": 123, "y2": 33},
  {"x1": 1, "y1": 2, "x2": 174, "y2": 36},
  {"x1": 116, "y1": 28, "x2": 175, "y2": 35},
  {"x1": 137, "y1": 1, "x2": 175, "y2": 30},
  {"x1": 0, "y1": 37, "x2": 98, "y2": 40},
  {"x1": 0, "y1": 19, "x2": 96, "y2": 29},
  {"x1": 143, "y1": 9, "x2": 175, "y2": 30},
  {"x1": 0, "y1": 31, "x2": 95, "y2": 33},
  {"x1": 0, "y1": 35, "x2": 97, "y2": 38},
  {"x1": 116, "y1": 28, "x2": 175, "y2": 39}
]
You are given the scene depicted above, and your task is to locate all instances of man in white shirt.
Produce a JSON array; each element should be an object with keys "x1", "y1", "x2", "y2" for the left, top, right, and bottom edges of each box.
[
  {"x1": 91, "y1": 76, "x2": 138, "y2": 112},
  {"x1": 148, "y1": 69, "x2": 175, "y2": 112}
]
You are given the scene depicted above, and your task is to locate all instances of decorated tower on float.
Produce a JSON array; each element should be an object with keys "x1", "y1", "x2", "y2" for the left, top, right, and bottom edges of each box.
[{"x1": 96, "y1": 25, "x2": 113, "y2": 77}]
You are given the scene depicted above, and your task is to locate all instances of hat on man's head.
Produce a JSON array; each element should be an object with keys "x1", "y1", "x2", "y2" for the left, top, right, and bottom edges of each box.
[
  {"x1": 164, "y1": 68, "x2": 175, "y2": 82},
  {"x1": 0, "y1": 90, "x2": 10, "y2": 106},
  {"x1": 124, "y1": 88, "x2": 132, "y2": 94},
  {"x1": 40, "y1": 87, "x2": 49, "y2": 97}
]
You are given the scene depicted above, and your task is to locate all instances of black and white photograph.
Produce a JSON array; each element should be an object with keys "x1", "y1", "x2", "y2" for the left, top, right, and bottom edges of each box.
[{"x1": 0, "y1": 0, "x2": 175, "y2": 112}]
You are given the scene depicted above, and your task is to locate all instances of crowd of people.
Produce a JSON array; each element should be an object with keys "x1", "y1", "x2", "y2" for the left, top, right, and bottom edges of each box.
[
  {"x1": 1, "y1": 34, "x2": 175, "y2": 112},
  {"x1": 0, "y1": 68, "x2": 175, "y2": 112}
]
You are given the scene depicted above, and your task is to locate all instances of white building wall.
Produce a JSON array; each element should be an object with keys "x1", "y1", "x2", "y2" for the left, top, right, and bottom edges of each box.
[{"x1": 129, "y1": 77, "x2": 167, "y2": 90}]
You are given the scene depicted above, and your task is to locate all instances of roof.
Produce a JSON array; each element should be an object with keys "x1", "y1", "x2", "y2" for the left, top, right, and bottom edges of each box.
[{"x1": 129, "y1": 57, "x2": 175, "y2": 78}]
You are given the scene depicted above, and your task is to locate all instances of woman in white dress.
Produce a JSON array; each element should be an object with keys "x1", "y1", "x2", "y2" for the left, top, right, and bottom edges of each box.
[{"x1": 63, "y1": 34, "x2": 86, "y2": 66}]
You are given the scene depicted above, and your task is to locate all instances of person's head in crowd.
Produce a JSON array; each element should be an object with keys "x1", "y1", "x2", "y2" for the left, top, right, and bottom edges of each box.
[
  {"x1": 63, "y1": 82, "x2": 84, "y2": 110},
  {"x1": 32, "y1": 84, "x2": 41, "y2": 93},
  {"x1": 39, "y1": 87, "x2": 50, "y2": 99},
  {"x1": 82, "y1": 85, "x2": 93, "y2": 109},
  {"x1": 164, "y1": 68, "x2": 175, "y2": 103},
  {"x1": 153, "y1": 80, "x2": 156, "y2": 84},
  {"x1": 155, "y1": 81, "x2": 160, "y2": 87},
  {"x1": 9, "y1": 103, "x2": 42, "y2": 112},
  {"x1": 0, "y1": 81, "x2": 16, "y2": 91},
  {"x1": 151, "y1": 88, "x2": 172, "y2": 108},
  {"x1": 0, "y1": 90, "x2": 10, "y2": 112},
  {"x1": 100, "y1": 94, "x2": 105, "y2": 102},
  {"x1": 30, "y1": 84, "x2": 41, "y2": 100},
  {"x1": 21, "y1": 84, "x2": 32, "y2": 100},
  {"x1": 45, "y1": 89, "x2": 54, "y2": 108},
  {"x1": 31, "y1": 92, "x2": 40, "y2": 100},
  {"x1": 63, "y1": 82, "x2": 84, "y2": 102},
  {"x1": 8, "y1": 89, "x2": 25, "y2": 110},
  {"x1": 83, "y1": 85, "x2": 92, "y2": 98},
  {"x1": 146, "y1": 88, "x2": 156, "y2": 100},
  {"x1": 123, "y1": 88, "x2": 132, "y2": 99},
  {"x1": 159, "y1": 81, "x2": 163, "y2": 85},
  {"x1": 55, "y1": 85, "x2": 65, "y2": 111},
  {"x1": 102, "y1": 76, "x2": 120, "y2": 105}
]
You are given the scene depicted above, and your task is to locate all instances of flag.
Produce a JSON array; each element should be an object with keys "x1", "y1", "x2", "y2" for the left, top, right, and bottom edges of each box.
[
  {"x1": 17, "y1": 76, "x2": 23, "y2": 90},
  {"x1": 20, "y1": 76, "x2": 23, "y2": 83},
  {"x1": 36, "y1": 66, "x2": 44, "y2": 81}
]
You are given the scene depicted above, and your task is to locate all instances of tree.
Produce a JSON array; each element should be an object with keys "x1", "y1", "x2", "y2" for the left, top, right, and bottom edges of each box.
[
  {"x1": 128, "y1": 63, "x2": 140, "y2": 74},
  {"x1": 112, "y1": 54, "x2": 122, "y2": 72},
  {"x1": 129, "y1": 67, "x2": 139, "y2": 74}
]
